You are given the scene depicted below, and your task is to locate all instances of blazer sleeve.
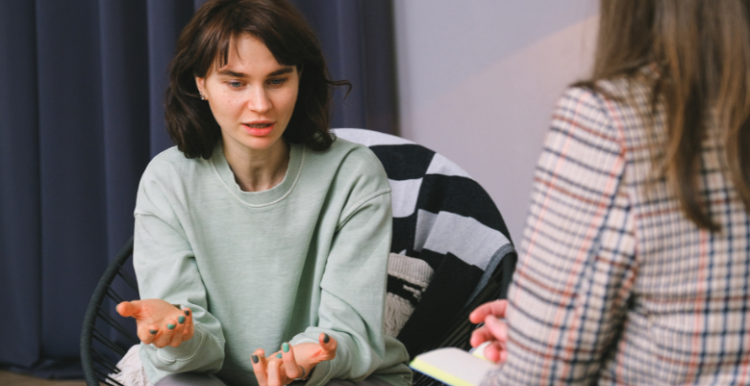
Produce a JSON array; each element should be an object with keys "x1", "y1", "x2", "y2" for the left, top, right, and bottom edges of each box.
[{"x1": 484, "y1": 87, "x2": 637, "y2": 385}]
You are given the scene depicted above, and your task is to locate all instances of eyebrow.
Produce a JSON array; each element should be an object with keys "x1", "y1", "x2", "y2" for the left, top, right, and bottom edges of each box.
[
  {"x1": 216, "y1": 67, "x2": 294, "y2": 78},
  {"x1": 269, "y1": 67, "x2": 294, "y2": 77}
]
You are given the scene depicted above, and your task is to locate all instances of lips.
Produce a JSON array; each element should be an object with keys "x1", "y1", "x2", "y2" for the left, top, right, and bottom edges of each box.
[{"x1": 243, "y1": 122, "x2": 275, "y2": 137}]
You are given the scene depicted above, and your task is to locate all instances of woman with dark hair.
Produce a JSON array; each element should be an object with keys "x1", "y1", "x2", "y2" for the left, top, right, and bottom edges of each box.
[
  {"x1": 114, "y1": 1, "x2": 411, "y2": 385},
  {"x1": 470, "y1": 0, "x2": 750, "y2": 384}
]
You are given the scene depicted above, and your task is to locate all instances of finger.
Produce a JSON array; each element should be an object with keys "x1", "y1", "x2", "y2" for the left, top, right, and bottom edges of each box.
[
  {"x1": 171, "y1": 310, "x2": 188, "y2": 343},
  {"x1": 169, "y1": 320, "x2": 185, "y2": 347},
  {"x1": 181, "y1": 308, "x2": 195, "y2": 341},
  {"x1": 267, "y1": 357, "x2": 284, "y2": 386},
  {"x1": 116, "y1": 301, "x2": 140, "y2": 318},
  {"x1": 498, "y1": 348, "x2": 508, "y2": 364},
  {"x1": 123, "y1": 299, "x2": 157, "y2": 344},
  {"x1": 484, "y1": 315, "x2": 508, "y2": 342},
  {"x1": 281, "y1": 342, "x2": 303, "y2": 379},
  {"x1": 469, "y1": 299, "x2": 508, "y2": 323},
  {"x1": 469, "y1": 300, "x2": 507, "y2": 324},
  {"x1": 318, "y1": 333, "x2": 337, "y2": 360},
  {"x1": 251, "y1": 349, "x2": 268, "y2": 386},
  {"x1": 470, "y1": 325, "x2": 495, "y2": 347},
  {"x1": 153, "y1": 319, "x2": 178, "y2": 348},
  {"x1": 137, "y1": 323, "x2": 160, "y2": 345},
  {"x1": 483, "y1": 341, "x2": 506, "y2": 363}
]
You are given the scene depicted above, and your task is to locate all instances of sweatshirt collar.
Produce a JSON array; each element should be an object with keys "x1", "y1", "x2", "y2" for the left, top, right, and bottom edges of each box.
[{"x1": 211, "y1": 142, "x2": 304, "y2": 207}]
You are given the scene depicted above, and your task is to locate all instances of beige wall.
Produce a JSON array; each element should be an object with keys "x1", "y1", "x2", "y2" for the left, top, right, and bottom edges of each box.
[{"x1": 393, "y1": 1, "x2": 599, "y2": 243}]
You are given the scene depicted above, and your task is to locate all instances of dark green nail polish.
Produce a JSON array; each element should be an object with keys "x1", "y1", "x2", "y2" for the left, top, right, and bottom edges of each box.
[
  {"x1": 323, "y1": 334, "x2": 330, "y2": 343},
  {"x1": 167, "y1": 323, "x2": 176, "y2": 330},
  {"x1": 185, "y1": 310, "x2": 191, "y2": 316},
  {"x1": 276, "y1": 353, "x2": 282, "y2": 358},
  {"x1": 282, "y1": 342, "x2": 290, "y2": 352},
  {"x1": 178, "y1": 316, "x2": 186, "y2": 324},
  {"x1": 149, "y1": 329, "x2": 157, "y2": 335},
  {"x1": 252, "y1": 355, "x2": 259, "y2": 364}
]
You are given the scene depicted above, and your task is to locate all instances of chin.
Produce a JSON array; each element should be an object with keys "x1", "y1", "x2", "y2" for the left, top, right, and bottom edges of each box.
[{"x1": 243, "y1": 136, "x2": 282, "y2": 152}]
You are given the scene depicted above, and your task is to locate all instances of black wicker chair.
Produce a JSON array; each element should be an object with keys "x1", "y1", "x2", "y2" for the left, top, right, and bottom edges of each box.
[
  {"x1": 408, "y1": 255, "x2": 515, "y2": 386},
  {"x1": 80, "y1": 237, "x2": 139, "y2": 386}
]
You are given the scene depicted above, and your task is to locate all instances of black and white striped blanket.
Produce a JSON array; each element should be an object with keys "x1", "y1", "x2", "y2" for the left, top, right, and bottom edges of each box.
[{"x1": 333, "y1": 129, "x2": 516, "y2": 358}]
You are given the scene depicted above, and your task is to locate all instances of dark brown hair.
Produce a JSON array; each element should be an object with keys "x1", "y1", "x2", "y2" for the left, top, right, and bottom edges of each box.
[
  {"x1": 580, "y1": 0, "x2": 750, "y2": 231},
  {"x1": 165, "y1": 0, "x2": 350, "y2": 159}
]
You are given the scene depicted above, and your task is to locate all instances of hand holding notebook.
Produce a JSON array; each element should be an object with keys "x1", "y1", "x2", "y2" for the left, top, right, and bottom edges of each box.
[{"x1": 409, "y1": 300, "x2": 508, "y2": 386}]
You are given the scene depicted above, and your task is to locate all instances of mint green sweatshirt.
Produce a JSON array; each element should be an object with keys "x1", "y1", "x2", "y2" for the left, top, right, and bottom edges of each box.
[{"x1": 133, "y1": 138, "x2": 412, "y2": 386}]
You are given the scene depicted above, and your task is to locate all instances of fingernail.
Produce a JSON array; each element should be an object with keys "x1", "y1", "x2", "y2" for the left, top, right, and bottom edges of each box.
[
  {"x1": 178, "y1": 316, "x2": 186, "y2": 324},
  {"x1": 252, "y1": 354, "x2": 259, "y2": 364},
  {"x1": 323, "y1": 334, "x2": 330, "y2": 343},
  {"x1": 276, "y1": 353, "x2": 282, "y2": 358},
  {"x1": 282, "y1": 342, "x2": 290, "y2": 352},
  {"x1": 184, "y1": 310, "x2": 191, "y2": 316},
  {"x1": 149, "y1": 329, "x2": 157, "y2": 335},
  {"x1": 167, "y1": 323, "x2": 176, "y2": 330}
]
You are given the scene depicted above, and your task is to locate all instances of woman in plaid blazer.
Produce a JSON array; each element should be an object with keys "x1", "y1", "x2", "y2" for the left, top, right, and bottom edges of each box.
[{"x1": 471, "y1": 0, "x2": 750, "y2": 384}]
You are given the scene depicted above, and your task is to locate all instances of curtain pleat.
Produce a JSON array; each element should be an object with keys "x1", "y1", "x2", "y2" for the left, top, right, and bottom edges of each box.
[
  {"x1": 360, "y1": 0, "x2": 399, "y2": 136},
  {"x1": 291, "y1": 0, "x2": 398, "y2": 134},
  {"x1": 146, "y1": 0, "x2": 196, "y2": 157},
  {"x1": 99, "y1": 0, "x2": 152, "y2": 258},
  {"x1": 0, "y1": 0, "x2": 397, "y2": 378},
  {"x1": 292, "y1": 0, "x2": 367, "y2": 129},
  {"x1": 35, "y1": 0, "x2": 107, "y2": 361},
  {"x1": 0, "y1": 0, "x2": 42, "y2": 371}
]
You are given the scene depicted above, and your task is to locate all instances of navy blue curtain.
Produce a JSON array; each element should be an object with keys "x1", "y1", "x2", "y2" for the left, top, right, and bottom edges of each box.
[
  {"x1": 290, "y1": 0, "x2": 399, "y2": 132},
  {"x1": 0, "y1": 0, "x2": 397, "y2": 379}
]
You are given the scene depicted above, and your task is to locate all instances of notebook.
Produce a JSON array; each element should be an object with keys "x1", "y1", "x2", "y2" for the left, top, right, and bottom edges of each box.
[{"x1": 409, "y1": 344, "x2": 496, "y2": 386}]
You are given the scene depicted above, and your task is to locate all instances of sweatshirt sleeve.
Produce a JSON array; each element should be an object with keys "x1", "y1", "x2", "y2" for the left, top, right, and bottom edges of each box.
[
  {"x1": 133, "y1": 162, "x2": 226, "y2": 384},
  {"x1": 290, "y1": 154, "x2": 409, "y2": 385}
]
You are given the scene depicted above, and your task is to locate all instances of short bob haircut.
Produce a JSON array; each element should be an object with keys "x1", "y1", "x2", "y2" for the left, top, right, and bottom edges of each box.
[{"x1": 165, "y1": 0, "x2": 350, "y2": 159}]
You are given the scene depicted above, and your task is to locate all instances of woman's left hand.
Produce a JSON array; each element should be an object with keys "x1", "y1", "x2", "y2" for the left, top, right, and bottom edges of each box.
[{"x1": 251, "y1": 332, "x2": 337, "y2": 386}]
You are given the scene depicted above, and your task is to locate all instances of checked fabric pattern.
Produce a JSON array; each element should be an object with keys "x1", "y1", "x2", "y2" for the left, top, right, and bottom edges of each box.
[
  {"x1": 333, "y1": 128, "x2": 515, "y2": 358},
  {"x1": 488, "y1": 69, "x2": 750, "y2": 385}
]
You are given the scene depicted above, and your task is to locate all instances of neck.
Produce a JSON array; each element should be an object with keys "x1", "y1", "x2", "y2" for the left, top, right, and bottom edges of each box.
[{"x1": 223, "y1": 139, "x2": 291, "y2": 192}]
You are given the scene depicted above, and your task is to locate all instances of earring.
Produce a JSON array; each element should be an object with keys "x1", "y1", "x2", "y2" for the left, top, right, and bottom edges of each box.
[{"x1": 199, "y1": 92, "x2": 205, "y2": 101}]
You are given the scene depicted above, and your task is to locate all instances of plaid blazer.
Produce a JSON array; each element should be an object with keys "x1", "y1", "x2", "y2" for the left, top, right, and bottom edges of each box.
[{"x1": 486, "y1": 70, "x2": 750, "y2": 385}]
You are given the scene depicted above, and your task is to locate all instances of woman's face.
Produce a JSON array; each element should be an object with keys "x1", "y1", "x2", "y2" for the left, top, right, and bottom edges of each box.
[{"x1": 196, "y1": 33, "x2": 299, "y2": 156}]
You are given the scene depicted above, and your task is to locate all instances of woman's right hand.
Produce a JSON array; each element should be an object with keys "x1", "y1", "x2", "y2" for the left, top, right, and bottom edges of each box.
[{"x1": 116, "y1": 299, "x2": 194, "y2": 348}]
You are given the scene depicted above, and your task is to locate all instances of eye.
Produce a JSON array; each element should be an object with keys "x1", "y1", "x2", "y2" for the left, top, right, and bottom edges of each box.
[
  {"x1": 227, "y1": 80, "x2": 243, "y2": 88},
  {"x1": 268, "y1": 78, "x2": 287, "y2": 86}
]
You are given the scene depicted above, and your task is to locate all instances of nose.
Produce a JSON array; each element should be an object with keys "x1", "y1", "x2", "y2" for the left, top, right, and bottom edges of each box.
[{"x1": 246, "y1": 85, "x2": 271, "y2": 114}]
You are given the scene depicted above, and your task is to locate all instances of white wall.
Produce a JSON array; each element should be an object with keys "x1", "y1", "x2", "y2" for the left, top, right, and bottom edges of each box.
[{"x1": 393, "y1": 0, "x2": 599, "y2": 243}]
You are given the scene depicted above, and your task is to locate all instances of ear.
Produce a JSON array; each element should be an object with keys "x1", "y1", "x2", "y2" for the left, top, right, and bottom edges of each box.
[{"x1": 195, "y1": 76, "x2": 206, "y2": 97}]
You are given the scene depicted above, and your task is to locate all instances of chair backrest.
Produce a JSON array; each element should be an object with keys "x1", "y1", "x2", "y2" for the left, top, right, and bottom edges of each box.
[
  {"x1": 81, "y1": 130, "x2": 517, "y2": 386},
  {"x1": 80, "y1": 238, "x2": 138, "y2": 386},
  {"x1": 333, "y1": 129, "x2": 517, "y2": 376}
]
